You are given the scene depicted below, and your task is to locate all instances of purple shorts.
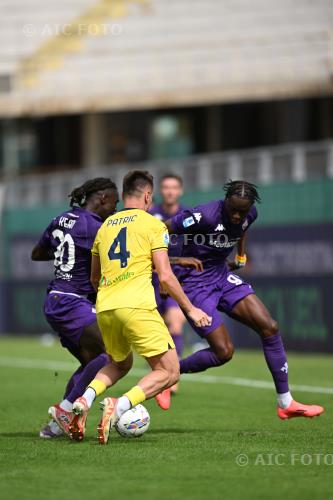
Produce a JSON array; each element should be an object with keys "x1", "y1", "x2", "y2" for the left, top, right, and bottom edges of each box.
[
  {"x1": 44, "y1": 292, "x2": 96, "y2": 350},
  {"x1": 182, "y1": 272, "x2": 254, "y2": 337},
  {"x1": 152, "y1": 272, "x2": 180, "y2": 315}
]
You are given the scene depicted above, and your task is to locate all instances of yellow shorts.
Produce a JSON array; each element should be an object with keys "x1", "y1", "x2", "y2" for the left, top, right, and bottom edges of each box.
[{"x1": 97, "y1": 308, "x2": 175, "y2": 362}]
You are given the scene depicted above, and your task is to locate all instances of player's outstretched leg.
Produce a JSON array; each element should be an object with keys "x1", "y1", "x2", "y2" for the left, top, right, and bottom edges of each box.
[
  {"x1": 179, "y1": 323, "x2": 234, "y2": 374},
  {"x1": 97, "y1": 349, "x2": 179, "y2": 444},
  {"x1": 48, "y1": 322, "x2": 109, "y2": 436},
  {"x1": 70, "y1": 356, "x2": 133, "y2": 441},
  {"x1": 63, "y1": 365, "x2": 84, "y2": 400},
  {"x1": 40, "y1": 366, "x2": 83, "y2": 438},
  {"x1": 48, "y1": 353, "x2": 109, "y2": 435},
  {"x1": 163, "y1": 306, "x2": 186, "y2": 395},
  {"x1": 231, "y1": 294, "x2": 324, "y2": 419}
]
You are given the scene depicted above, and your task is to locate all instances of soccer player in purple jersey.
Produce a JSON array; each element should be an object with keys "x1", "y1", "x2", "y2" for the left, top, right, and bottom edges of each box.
[
  {"x1": 166, "y1": 180, "x2": 324, "y2": 420},
  {"x1": 149, "y1": 174, "x2": 187, "y2": 397},
  {"x1": 31, "y1": 178, "x2": 119, "y2": 437}
]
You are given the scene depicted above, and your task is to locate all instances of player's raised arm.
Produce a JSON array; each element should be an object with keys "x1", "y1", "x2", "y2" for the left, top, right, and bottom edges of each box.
[
  {"x1": 227, "y1": 234, "x2": 248, "y2": 270},
  {"x1": 237, "y1": 233, "x2": 247, "y2": 256},
  {"x1": 165, "y1": 210, "x2": 205, "y2": 271},
  {"x1": 152, "y1": 250, "x2": 211, "y2": 327}
]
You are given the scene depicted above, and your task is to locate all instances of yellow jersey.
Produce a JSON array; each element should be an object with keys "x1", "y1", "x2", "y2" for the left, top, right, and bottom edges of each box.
[{"x1": 91, "y1": 208, "x2": 169, "y2": 313}]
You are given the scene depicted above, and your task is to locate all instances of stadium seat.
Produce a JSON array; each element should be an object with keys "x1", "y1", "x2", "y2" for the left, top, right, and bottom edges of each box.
[{"x1": 0, "y1": 0, "x2": 332, "y2": 114}]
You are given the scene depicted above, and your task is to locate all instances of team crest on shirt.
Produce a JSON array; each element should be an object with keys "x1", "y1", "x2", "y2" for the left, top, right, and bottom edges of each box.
[{"x1": 194, "y1": 212, "x2": 202, "y2": 222}]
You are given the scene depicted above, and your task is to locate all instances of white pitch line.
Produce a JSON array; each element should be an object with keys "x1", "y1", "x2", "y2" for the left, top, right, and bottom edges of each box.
[
  {"x1": 0, "y1": 356, "x2": 76, "y2": 371},
  {"x1": 1, "y1": 356, "x2": 333, "y2": 395},
  {"x1": 181, "y1": 373, "x2": 333, "y2": 395}
]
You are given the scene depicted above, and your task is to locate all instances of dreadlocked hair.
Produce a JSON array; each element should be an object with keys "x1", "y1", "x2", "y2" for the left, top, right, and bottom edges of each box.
[
  {"x1": 223, "y1": 180, "x2": 261, "y2": 204},
  {"x1": 69, "y1": 177, "x2": 118, "y2": 207}
]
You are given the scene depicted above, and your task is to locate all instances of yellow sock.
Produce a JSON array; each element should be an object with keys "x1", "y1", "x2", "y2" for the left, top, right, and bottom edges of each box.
[
  {"x1": 124, "y1": 385, "x2": 146, "y2": 407},
  {"x1": 89, "y1": 379, "x2": 107, "y2": 397}
]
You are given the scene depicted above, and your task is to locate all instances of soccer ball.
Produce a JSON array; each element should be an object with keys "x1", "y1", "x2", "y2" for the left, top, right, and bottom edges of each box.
[{"x1": 115, "y1": 404, "x2": 150, "y2": 438}]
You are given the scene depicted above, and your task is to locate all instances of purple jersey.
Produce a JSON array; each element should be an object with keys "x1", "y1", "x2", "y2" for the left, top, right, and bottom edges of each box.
[
  {"x1": 149, "y1": 204, "x2": 185, "y2": 257},
  {"x1": 38, "y1": 207, "x2": 102, "y2": 296},
  {"x1": 170, "y1": 199, "x2": 257, "y2": 283}
]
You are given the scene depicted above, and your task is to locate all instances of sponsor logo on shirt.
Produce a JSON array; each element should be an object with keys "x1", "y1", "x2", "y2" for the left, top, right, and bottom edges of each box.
[
  {"x1": 215, "y1": 224, "x2": 225, "y2": 231},
  {"x1": 183, "y1": 233, "x2": 240, "y2": 249},
  {"x1": 55, "y1": 270, "x2": 73, "y2": 281},
  {"x1": 100, "y1": 271, "x2": 135, "y2": 286},
  {"x1": 183, "y1": 216, "x2": 195, "y2": 228},
  {"x1": 209, "y1": 237, "x2": 239, "y2": 249},
  {"x1": 194, "y1": 212, "x2": 202, "y2": 222}
]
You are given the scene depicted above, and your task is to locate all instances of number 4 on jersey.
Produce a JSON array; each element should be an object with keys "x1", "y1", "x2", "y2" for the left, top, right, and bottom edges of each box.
[{"x1": 108, "y1": 227, "x2": 130, "y2": 268}]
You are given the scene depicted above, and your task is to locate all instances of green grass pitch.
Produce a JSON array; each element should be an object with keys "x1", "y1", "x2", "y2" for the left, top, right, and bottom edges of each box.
[{"x1": 1, "y1": 336, "x2": 332, "y2": 500}]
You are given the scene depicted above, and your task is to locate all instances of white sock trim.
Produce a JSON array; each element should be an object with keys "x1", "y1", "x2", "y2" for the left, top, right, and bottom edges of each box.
[
  {"x1": 277, "y1": 391, "x2": 293, "y2": 409},
  {"x1": 115, "y1": 396, "x2": 131, "y2": 418},
  {"x1": 83, "y1": 387, "x2": 97, "y2": 408},
  {"x1": 59, "y1": 399, "x2": 73, "y2": 412}
]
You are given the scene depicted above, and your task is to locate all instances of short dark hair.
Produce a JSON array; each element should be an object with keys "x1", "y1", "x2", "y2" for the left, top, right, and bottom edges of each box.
[
  {"x1": 123, "y1": 170, "x2": 154, "y2": 197},
  {"x1": 160, "y1": 173, "x2": 183, "y2": 186},
  {"x1": 223, "y1": 180, "x2": 261, "y2": 204},
  {"x1": 69, "y1": 177, "x2": 118, "y2": 207}
]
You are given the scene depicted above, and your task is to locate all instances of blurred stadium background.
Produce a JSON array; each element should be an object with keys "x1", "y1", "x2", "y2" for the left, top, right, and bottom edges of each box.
[{"x1": 0, "y1": 0, "x2": 333, "y2": 352}]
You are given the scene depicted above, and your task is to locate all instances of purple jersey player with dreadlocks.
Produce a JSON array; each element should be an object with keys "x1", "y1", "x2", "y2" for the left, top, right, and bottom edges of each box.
[
  {"x1": 31, "y1": 178, "x2": 119, "y2": 437},
  {"x1": 166, "y1": 180, "x2": 324, "y2": 420}
]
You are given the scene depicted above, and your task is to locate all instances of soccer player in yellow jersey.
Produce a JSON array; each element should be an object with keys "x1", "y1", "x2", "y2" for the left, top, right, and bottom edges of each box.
[{"x1": 70, "y1": 170, "x2": 212, "y2": 444}]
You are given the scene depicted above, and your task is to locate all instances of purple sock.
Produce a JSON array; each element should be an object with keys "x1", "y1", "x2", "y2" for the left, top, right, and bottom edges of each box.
[
  {"x1": 63, "y1": 366, "x2": 84, "y2": 399},
  {"x1": 180, "y1": 348, "x2": 224, "y2": 374},
  {"x1": 262, "y1": 334, "x2": 289, "y2": 394},
  {"x1": 171, "y1": 334, "x2": 184, "y2": 359},
  {"x1": 66, "y1": 353, "x2": 109, "y2": 403}
]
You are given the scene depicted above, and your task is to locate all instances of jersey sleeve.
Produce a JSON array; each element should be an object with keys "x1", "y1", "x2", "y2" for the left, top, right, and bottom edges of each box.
[
  {"x1": 170, "y1": 206, "x2": 208, "y2": 235},
  {"x1": 150, "y1": 221, "x2": 169, "y2": 252},
  {"x1": 91, "y1": 228, "x2": 101, "y2": 256}
]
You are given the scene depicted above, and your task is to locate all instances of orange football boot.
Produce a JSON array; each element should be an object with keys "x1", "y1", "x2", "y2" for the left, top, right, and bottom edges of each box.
[
  {"x1": 69, "y1": 397, "x2": 89, "y2": 441},
  {"x1": 277, "y1": 400, "x2": 324, "y2": 420},
  {"x1": 97, "y1": 397, "x2": 118, "y2": 445},
  {"x1": 48, "y1": 404, "x2": 72, "y2": 435},
  {"x1": 155, "y1": 388, "x2": 171, "y2": 410}
]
